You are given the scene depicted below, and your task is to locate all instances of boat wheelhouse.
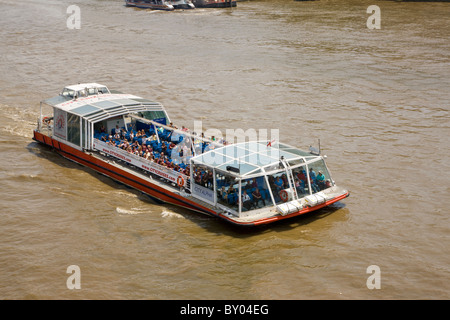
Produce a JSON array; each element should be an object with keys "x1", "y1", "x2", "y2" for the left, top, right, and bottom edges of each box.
[
  {"x1": 33, "y1": 83, "x2": 349, "y2": 226},
  {"x1": 171, "y1": 0, "x2": 195, "y2": 9}
]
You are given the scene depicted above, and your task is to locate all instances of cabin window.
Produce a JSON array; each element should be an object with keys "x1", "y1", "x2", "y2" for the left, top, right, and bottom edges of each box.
[
  {"x1": 61, "y1": 88, "x2": 75, "y2": 98},
  {"x1": 307, "y1": 159, "x2": 333, "y2": 192},
  {"x1": 291, "y1": 165, "x2": 311, "y2": 197},
  {"x1": 216, "y1": 171, "x2": 239, "y2": 212},
  {"x1": 267, "y1": 172, "x2": 294, "y2": 204},
  {"x1": 67, "y1": 113, "x2": 80, "y2": 146},
  {"x1": 240, "y1": 176, "x2": 272, "y2": 211},
  {"x1": 140, "y1": 111, "x2": 168, "y2": 124},
  {"x1": 98, "y1": 87, "x2": 109, "y2": 94},
  {"x1": 191, "y1": 162, "x2": 215, "y2": 204}
]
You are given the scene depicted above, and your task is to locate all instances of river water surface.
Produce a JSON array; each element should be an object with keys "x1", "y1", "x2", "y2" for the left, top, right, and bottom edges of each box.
[{"x1": 0, "y1": 0, "x2": 449, "y2": 299}]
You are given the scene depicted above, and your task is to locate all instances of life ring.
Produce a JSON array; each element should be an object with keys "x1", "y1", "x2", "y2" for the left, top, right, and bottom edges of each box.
[
  {"x1": 177, "y1": 175, "x2": 185, "y2": 187},
  {"x1": 42, "y1": 116, "x2": 50, "y2": 124},
  {"x1": 279, "y1": 190, "x2": 289, "y2": 202}
]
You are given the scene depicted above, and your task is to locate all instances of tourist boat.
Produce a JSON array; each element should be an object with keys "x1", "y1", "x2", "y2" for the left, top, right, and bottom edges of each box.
[
  {"x1": 191, "y1": 0, "x2": 236, "y2": 8},
  {"x1": 125, "y1": 0, "x2": 175, "y2": 11},
  {"x1": 33, "y1": 83, "x2": 349, "y2": 226}
]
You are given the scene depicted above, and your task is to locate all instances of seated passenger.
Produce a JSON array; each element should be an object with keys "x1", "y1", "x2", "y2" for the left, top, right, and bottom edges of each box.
[
  {"x1": 297, "y1": 170, "x2": 306, "y2": 182},
  {"x1": 274, "y1": 176, "x2": 284, "y2": 191},
  {"x1": 252, "y1": 188, "x2": 265, "y2": 208},
  {"x1": 242, "y1": 191, "x2": 252, "y2": 211},
  {"x1": 316, "y1": 171, "x2": 326, "y2": 190},
  {"x1": 245, "y1": 179, "x2": 257, "y2": 190},
  {"x1": 219, "y1": 186, "x2": 228, "y2": 201}
]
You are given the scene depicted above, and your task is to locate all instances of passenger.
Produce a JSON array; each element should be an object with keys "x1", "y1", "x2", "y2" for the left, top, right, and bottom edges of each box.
[
  {"x1": 159, "y1": 152, "x2": 167, "y2": 164},
  {"x1": 120, "y1": 129, "x2": 127, "y2": 140},
  {"x1": 297, "y1": 170, "x2": 306, "y2": 182},
  {"x1": 252, "y1": 188, "x2": 265, "y2": 208},
  {"x1": 118, "y1": 140, "x2": 129, "y2": 150},
  {"x1": 316, "y1": 170, "x2": 326, "y2": 190},
  {"x1": 161, "y1": 141, "x2": 167, "y2": 155},
  {"x1": 246, "y1": 179, "x2": 257, "y2": 190},
  {"x1": 309, "y1": 167, "x2": 316, "y2": 181},
  {"x1": 295, "y1": 178, "x2": 306, "y2": 194},
  {"x1": 219, "y1": 186, "x2": 228, "y2": 201},
  {"x1": 309, "y1": 168, "x2": 320, "y2": 193},
  {"x1": 295, "y1": 178, "x2": 301, "y2": 193},
  {"x1": 99, "y1": 125, "x2": 107, "y2": 133},
  {"x1": 242, "y1": 191, "x2": 252, "y2": 211},
  {"x1": 145, "y1": 150, "x2": 153, "y2": 161},
  {"x1": 274, "y1": 176, "x2": 284, "y2": 191},
  {"x1": 227, "y1": 185, "x2": 236, "y2": 198},
  {"x1": 201, "y1": 171, "x2": 209, "y2": 188}
]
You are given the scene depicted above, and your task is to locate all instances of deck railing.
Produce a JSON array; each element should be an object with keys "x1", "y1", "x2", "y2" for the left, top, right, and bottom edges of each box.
[{"x1": 93, "y1": 138, "x2": 189, "y2": 188}]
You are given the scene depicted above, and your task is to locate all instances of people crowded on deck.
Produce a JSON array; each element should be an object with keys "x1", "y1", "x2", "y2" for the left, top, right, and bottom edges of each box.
[{"x1": 94, "y1": 121, "x2": 209, "y2": 179}]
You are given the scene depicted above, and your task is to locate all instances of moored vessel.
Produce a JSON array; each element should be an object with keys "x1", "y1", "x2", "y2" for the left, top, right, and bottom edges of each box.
[
  {"x1": 191, "y1": 0, "x2": 236, "y2": 8},
  {"x1": 125, "y1": 0, "x2": 175, "y2": 11},
  {"x1": 33, "y1": 83, "x2": 349, "y2": 226}
]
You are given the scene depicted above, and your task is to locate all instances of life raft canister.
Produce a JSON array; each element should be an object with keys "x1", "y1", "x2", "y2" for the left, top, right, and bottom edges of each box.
[
  {"x1": 177, "y1": 175, "x2": 184, "y2": 187},
  {"x1": 279, "y1": 190, "x2": 289, "y2": 202}
]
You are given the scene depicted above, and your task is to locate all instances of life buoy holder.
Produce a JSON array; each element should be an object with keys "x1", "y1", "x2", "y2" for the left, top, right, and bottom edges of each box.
[
  {"x1": 279, "y1": 190, "x2": 289, "y2": 202},
  {"x1": 177, "y1": 176, "x2": 185, "y2": 187}
]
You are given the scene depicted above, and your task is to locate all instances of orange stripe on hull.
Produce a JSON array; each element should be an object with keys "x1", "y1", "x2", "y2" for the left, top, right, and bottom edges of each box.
[{"x1": 33, "y1": 131, "x2": 216, "y2": 216}]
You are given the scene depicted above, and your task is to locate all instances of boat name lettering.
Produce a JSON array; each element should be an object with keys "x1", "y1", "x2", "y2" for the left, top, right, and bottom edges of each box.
[
  {"x1": 193, "y1": 184, "x2": 214, "y2": 202},
  {"x1": 94, "y1": 139, "x2": 186, "y2": 186}
]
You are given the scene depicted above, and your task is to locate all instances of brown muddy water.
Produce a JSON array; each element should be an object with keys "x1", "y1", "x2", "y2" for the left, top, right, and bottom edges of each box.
[{"x1": 0, "y1": 0, "x2": 449, "y2": 299}]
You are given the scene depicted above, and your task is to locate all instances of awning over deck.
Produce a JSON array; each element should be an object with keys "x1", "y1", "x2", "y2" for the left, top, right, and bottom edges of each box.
[{"x1": 41, "y1": 93, "x2": 165, "y2": 123}]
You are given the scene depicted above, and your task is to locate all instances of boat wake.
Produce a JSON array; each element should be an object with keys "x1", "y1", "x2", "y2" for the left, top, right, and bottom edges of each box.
[
  {"x1": 161, "y1": 210, "x2": 185, "y2": 219},
  {"x1": 116, "y1": 207, "x2": 142, "y2": 215}
]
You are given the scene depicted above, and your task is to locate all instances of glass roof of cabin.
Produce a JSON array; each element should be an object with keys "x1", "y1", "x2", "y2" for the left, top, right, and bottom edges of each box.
[
  {"x1": 42, "y1": 94, "x2": 165, "y2": 123},
  {"x1": 191, "y1": 141, "x2": 320, "y2": 176}
]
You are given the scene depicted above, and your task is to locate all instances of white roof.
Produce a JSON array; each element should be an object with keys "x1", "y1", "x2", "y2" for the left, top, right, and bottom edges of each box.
[
  {"x1": 64, "y1": 83, "x2": 107, "y2": 91},
  {"x1": 42, "y1": 90, "x2": 166, "y2": 123}
]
